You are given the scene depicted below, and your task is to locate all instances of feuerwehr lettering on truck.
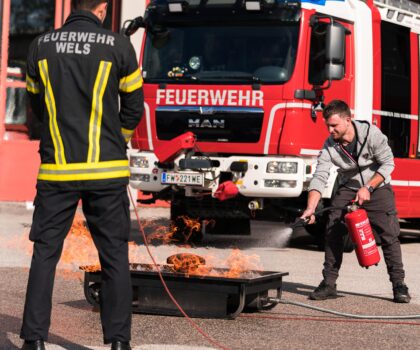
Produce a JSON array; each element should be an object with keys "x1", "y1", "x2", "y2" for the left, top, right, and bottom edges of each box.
[{"x1": 156, "y1": 89, "x2": 264, "y2": 107}]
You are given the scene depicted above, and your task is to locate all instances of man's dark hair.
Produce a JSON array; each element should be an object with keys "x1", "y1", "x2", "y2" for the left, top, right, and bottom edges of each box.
[
  {"x1": 71, "y1": 0, "x2": 108, "y2": 11},
  {"x1": 323, "y1": 100, "x2": 351, "y2": 120}
]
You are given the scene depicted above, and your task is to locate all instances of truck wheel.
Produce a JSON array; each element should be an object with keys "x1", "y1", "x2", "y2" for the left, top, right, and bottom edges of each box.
[
  {"x1": 304, "y1": 201, "x2": 354, "y2": 253},
  {"x1": 85, "y1": 282, "x2": 101, "y2": 307},
  {"x1": 306, "y1": 224, "x2": 354, "y2": 253}
]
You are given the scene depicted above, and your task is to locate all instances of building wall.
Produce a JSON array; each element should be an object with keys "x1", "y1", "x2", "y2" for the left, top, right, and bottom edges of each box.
[
  {"x1": 121, "y1": 1, "x2": 145, "y2": 60},
  {"x1": 0, "y1": 0, "x2": 146, "y2": 201}
]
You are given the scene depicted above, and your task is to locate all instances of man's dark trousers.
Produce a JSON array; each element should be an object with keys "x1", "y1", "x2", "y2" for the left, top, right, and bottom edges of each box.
[
  {"x1": 20, "y1": 186, "x2": 132, "y2": 344},
  {"x1": 323, "y1": 184, "x2": 405, "y2": 286}
]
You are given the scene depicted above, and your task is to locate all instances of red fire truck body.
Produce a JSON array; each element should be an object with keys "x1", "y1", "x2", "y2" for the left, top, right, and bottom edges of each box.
[{"x1": 128, "y1": 0, "x2": 420, "y2": 237}]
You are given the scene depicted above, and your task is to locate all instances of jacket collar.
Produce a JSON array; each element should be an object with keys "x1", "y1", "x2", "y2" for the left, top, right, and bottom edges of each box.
[{"x1": 64, "y1": 10, "x2": 102, "y2": 28}]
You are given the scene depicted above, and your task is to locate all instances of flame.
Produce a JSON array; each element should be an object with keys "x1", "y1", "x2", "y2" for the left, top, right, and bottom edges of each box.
[
  {"x1": 167, "y1": 253, "x2": 206, "y2": 273},
  {"x1": 222, "y1": 248, "x2": 262, "y2": 278},
  {"x1": 147, "y1": 216, "x2": 202, "y2": 244},
  {"x1": 60, "y1": 214, "x2": 99, "y2": 270},
  {"x1": 165, "y1": 249, "x2": 263, "y2": 278},
  {"x1": 12, "y1": 213, "x2": 263, "y2": 279}
]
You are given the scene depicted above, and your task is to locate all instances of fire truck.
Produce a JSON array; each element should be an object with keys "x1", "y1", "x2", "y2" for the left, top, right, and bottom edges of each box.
[{"x1": 127, "y1": 0, "x2": 420, "y2": 245}]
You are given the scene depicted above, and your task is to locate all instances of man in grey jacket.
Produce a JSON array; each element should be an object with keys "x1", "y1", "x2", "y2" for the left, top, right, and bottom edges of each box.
[{"x1": 301, "y1": 100, "x2": 410, "y2": 303}]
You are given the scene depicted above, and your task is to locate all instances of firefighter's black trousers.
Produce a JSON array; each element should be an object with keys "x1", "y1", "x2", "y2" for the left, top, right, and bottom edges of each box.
[
  {"x1": 20, "y1": 186, "x2": 132, "y2": 344},
  {"x1": 323, "y1": 184, "x2": 405, "y2": 286}
]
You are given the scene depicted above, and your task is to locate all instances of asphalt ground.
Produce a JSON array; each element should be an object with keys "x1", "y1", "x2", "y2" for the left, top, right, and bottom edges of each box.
[{"x1": 1, "y1": 202, "x2": 420, "y2": 350}]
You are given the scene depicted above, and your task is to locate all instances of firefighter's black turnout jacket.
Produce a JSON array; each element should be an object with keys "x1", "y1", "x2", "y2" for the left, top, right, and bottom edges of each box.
[{"x1": 26, "y1": 11, "x2": 144, "y2": 189}]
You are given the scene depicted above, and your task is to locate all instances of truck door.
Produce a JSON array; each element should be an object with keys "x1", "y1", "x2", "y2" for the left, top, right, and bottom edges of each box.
[{"x1": 378, "y1": 21, "x2": 414, "y2": 217}]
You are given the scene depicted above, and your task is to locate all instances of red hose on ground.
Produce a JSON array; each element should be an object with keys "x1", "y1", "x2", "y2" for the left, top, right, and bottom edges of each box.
[{"x1": 128, "y1": 189, "x2": 230, "y2": 350}]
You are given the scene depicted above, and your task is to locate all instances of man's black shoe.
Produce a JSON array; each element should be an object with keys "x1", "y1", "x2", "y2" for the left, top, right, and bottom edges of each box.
[
  {"x1": 21, "y1": 340, "x2": 45, "y2": 350},
  {"x1": 309, "y1": 280, "x2": 338, "y2": 300},
  {"x1": 393, "y1": 282, "x2": 411, "y2": 303},
  {"x1": 111, "y1": 341, "x2": 131, "y2": 350}
]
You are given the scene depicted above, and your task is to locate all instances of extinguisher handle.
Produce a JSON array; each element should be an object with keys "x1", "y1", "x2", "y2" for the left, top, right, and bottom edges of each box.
[{"x1": 348, "y1": 200, "x2": 361, "y2": 212}]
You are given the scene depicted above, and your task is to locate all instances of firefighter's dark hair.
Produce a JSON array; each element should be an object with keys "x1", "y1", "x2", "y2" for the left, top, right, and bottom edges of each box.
[
  {"x1": 71, "y1": 0, "x2": 108, "y2": 11},
  {"x1": 323, "y1": 100, "x2": 351, "y2": 120}
]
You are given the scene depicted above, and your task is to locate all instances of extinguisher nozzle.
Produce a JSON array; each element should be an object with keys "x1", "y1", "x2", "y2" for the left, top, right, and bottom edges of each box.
[{"x1": 290, "y1": 217, "x2": 309, "y2": 229}]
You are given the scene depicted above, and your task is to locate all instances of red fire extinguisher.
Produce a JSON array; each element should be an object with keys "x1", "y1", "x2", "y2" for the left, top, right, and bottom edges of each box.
[{"x1": 344, "y1": 202, "x2": 381, "y2": 268}]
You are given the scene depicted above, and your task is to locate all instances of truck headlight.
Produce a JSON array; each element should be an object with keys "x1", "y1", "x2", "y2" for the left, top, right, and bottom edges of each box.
[
  {"x1": 130, "y1": 156, "x2": 149, "y2": 168},
  {"x1": 266, "y1": 161, "x2": 298, "y2": 174},
  {"x1": 264, "y1": 180, "x2": 297, "y2": 188},
  {"x1": 130, "y1": 174, "x2": 150, "y2": 182}
]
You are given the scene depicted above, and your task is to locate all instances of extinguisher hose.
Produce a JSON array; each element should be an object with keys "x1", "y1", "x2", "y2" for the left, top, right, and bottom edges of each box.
[
  {"x1": 291, "y1": 206, "x2": 347, "y2": 228},
  {"x1": 263, "y1": 298, "x2": 420, "y2": 319}
]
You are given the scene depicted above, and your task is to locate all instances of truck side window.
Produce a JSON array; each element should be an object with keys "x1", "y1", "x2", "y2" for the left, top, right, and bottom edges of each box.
[
  {"x1": 308, "y1": 22, "x2": 328, "y2": 85},
  {"x1": 7, "y1": 0, "x2": 55, "y2": 140},
  {"x1": 380, "y1": 21, "x2": 410, "y2": 158}
]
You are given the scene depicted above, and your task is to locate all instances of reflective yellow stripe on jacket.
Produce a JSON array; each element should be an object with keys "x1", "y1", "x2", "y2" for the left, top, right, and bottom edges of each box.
[
  {"x1": 119, "y1": 68, "x2": 143, "y2": 93},
  {"x1": 38, "y1": 59, "x2": 67, "y2": 165},
  {"x1": 121, "y1": 127, "x2": 135, "y2": 143},
  {"x1": 26, "y1": 75, "x2": 40, "y2": 94},
  {"x1": 37, "y1": 160, "x2": 130, "y2": 181},
  {"x1": 87, "y1": 61, "x2": 113, "y2": 163}
]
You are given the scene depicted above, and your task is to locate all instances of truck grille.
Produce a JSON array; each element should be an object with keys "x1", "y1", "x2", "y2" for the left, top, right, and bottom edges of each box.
[{"x1": 156, "y1": 106, "x2": 264, "y2": 143}]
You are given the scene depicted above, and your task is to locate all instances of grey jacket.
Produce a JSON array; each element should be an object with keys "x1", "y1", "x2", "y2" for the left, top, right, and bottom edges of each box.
[{"x1": 308, "y1": 121, "x2": 394, "y2": 194}]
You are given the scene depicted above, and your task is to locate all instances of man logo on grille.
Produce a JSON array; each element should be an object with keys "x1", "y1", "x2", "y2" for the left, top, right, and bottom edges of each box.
[{"x1": 188, "y1": 118, "x2": 225, "y2": 129}]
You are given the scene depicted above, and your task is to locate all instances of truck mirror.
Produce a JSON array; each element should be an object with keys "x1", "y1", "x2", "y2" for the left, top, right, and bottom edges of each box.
[
  {"x1": 325, "y1": 63, "x2": 344, "y2": 81},
  {"x1": 325, "y1": 22, "x2": 348, "y2": 81},
  {"x1": 122, "y1": 16, "x2": 145, "y2": 37}
]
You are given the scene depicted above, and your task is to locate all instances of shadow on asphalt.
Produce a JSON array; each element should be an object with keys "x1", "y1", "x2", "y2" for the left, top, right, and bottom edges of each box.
[{"x1": 0, "y1": 314, "x2": 92, "y2": 350}]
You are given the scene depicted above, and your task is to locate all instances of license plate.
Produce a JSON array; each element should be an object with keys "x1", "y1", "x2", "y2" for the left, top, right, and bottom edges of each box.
[{"x1": 161, "y1": 172, "x2": 204, "y2": 186}]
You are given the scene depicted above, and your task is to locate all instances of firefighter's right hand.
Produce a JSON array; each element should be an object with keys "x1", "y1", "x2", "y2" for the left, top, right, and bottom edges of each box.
[{"x1": 300, "y1": 208, "x2": 316, "y2": 225}]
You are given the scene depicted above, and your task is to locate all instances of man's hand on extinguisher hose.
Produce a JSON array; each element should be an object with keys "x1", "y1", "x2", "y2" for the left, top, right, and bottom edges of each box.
[
  {"x1": 355, "y1": 186, "x2": 371, "y2": 205},
  {"x1": 300, "y1": 208, "x2": 316, "y2": 225},
  {"x1": 301, "y1": 190, "x2": 321, "y2": 225}
]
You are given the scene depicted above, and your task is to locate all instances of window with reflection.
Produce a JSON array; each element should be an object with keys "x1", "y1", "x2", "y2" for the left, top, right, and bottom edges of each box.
[{"x1": 7, "y1": 0, "x2": 55, "y2": 139}]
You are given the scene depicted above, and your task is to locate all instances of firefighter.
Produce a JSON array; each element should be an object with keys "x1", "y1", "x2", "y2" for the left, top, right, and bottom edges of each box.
[
  {"x1": 301, "y1": 100, "x2": 411, "y2": 304},
  {"x1": 20, "y1": 1, "x2": 143, "y2": 349}
]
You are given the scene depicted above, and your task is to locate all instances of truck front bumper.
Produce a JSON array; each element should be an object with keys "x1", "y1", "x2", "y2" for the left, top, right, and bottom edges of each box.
[{"x1": 129, "y1": 151, "x2": 306, "y2": 198}]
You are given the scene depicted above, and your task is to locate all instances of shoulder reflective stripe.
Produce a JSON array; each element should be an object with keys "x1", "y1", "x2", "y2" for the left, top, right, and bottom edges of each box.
[
  {"x1": 37, "y1": 160, "x2": 129, "y2": 181},
  {"x1": 87, "y1": 61, "x2": 113, "y2": 163},
  {"x1": 119, "y1": 69, "x2": 143, "y2": 93},
  {"x1": 26, "y1": 75, "x2": 40, "y2": 94},
  {"x1": 121, "y1": 127, "x2": 134, "y2": 142},
  {"x1": 38, "y1": 59, "x2": 66, "y2": 165}
]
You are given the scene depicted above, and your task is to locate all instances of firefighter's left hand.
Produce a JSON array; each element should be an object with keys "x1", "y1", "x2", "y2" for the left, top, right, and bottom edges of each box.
[{"x1": 355, "y1": 187, "x2": 370, "y2": 205}]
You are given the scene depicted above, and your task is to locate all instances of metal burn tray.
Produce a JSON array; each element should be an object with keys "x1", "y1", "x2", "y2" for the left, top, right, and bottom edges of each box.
[{"x1": 82, "y1": 263, "x2": 288, "y2": 319}]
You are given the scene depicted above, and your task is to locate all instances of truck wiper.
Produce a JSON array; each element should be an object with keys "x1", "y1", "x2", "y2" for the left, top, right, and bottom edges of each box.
[{"x1": 193, "y1": 71, "x2": 261, "y2": 82}]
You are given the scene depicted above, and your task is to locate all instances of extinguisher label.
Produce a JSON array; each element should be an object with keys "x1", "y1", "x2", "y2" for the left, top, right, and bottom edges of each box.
[
  {"x1": 362, "y1": 240, "x2": 376, "y2": 250},
  {"x1": 355, "y1": 218, "x2": 369, "y2": 228}
]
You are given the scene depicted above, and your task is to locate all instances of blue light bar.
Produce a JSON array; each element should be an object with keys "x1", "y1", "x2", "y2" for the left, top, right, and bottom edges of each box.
[{"x1": 301, "y1": 0, "x2": 345, "y2": 5}]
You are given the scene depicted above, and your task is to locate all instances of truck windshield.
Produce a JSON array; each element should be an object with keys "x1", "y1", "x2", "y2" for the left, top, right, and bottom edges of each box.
[{"x1": 142, "y1": 24, "x2": 299, "y2": 84}]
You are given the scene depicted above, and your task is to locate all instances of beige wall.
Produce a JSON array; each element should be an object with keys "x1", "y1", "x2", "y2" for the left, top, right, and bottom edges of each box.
[{"x1": 121, "y1": 0, "x2": 146, "y2": 61}]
